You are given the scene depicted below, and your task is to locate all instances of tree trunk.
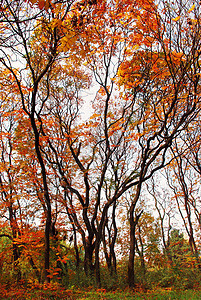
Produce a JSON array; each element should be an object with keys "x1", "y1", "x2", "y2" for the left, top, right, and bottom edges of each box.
[
  {"x1": 29, "y1": 257, "x2": 41, "y2": 282},
  {"x1": 30, "y1": 115, "x2": 52, "y2": 283},
  {"x1": 84, "y1": 239, "x2": 95, "y2": 275},
  {"x1": 128, "y1": 186, "x2": 143, "y2": 288},
  {"x1": 73, "y1": 231, "x2": 80, "y2": 269},
  {"x1": 9, "y1": 206, "x2": 21, "y2": 282},
  {"x1": 135, "y1": 232, "x2": 146, "y2": 278},
  {"x1": 95, "y1": 240, "x2": 101, "y2": 287},
  {"x1": 44, "y1": 209, "x2": 51, "y2": 283},
  {"x1": 128, "y1": 219, "x2": 136, "y2": 288},
  {"x1": 102, "y1": 211, "x2": 117, "y2": 276}
]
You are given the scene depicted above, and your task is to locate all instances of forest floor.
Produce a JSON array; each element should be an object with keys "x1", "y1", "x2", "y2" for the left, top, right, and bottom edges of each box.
[{"x1": 0, "y1": 283, "x2": 201, "y2": 300}]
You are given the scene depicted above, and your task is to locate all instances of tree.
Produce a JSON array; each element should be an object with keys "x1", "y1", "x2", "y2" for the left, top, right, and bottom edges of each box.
[
  {"x1": 146, "y1": 176, "x2": 174, "y2": 264},
  {"x1": 168, "y1": 229, "x2": 192, "y2": 268},
  {"x1": 165, "y1": 148, "x2": 200, "y2": 263},
  {"x1": 0, "y1": 70, "x2": 27, "y2": 281},
  {"x1": 116, "y1": 0, "x2": 201, "y2": 286},
  {"x1": 0, "y1": 0, "x2": 91, "y2": 282}
]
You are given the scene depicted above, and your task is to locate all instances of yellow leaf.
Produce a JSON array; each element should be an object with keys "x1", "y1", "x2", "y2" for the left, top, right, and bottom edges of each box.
[
  {"x1": 89, "y1": 113, "x2": 101, "y2": 120},
  {"x1": 172, "y1": 16, "x2": 181, "y2": 22},
  {"x1": 188, "y1": 4, "x2": 195, "y2": 13}
]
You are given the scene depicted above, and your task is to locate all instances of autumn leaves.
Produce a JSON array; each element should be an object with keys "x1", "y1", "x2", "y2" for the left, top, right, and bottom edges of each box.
[{"x1": 0, "y1": 0, "x2": 200, "y2": 288}]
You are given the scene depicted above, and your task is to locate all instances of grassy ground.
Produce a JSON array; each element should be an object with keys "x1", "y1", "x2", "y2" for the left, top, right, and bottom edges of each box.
[
  {"x1": 0, "y1": 284, "x2": 200, "y2": 300},
  {"x1": 75, "y1": 289, "x2": 201, "y2": 299}
]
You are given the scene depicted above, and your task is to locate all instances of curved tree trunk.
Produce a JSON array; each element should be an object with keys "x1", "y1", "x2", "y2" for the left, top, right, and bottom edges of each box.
[{"x1": 128, "y1": 184, "x2": 143, "y2": 288}]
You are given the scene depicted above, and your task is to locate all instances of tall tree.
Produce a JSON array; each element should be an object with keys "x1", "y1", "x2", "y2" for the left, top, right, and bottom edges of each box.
[{"x1": 0, "y1": 0, "x2": 90, "y2": 282}]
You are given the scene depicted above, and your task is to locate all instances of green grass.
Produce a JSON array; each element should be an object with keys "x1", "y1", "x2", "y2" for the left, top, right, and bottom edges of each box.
[
  {"x1": 73, "y1": 289, "x2": 201, "y2": 300},
  {"x1": 0, "y1": 285, "x2": 200, "y2": 300}
]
